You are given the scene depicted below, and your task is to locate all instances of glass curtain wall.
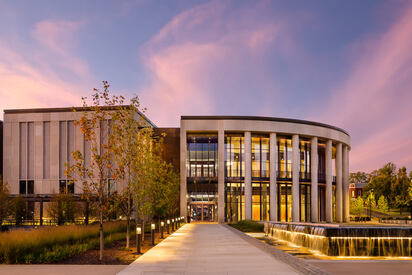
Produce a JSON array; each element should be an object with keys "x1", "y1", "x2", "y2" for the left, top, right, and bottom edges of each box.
[
  {"x1": 187, "y1": 134, "x2": 218, "y2": 221},
  {"x1": 277, "y1": 137, "x2": 292, "y2": 222},
  {"x1": 225, "y1": 134, "x2": 245, "y2": 222},
  {"x1": 278, "y1": 182, "x2": 292, "y2": 221},
  {"x1": 252, "y1": 135, "x2": 269, "y2": 221},
  {"x1": 299, "y1": 139, "x2": 311, "y2": 180},
  {"x1": 277, "y1": 137, "x2": 292, "y2": 178},
  {"x1": 187, "y1": 134, "x2": 217, "y2": 178}
]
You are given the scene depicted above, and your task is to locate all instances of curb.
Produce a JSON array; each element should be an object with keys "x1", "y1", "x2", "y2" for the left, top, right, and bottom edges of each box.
[{"x1": 223, "y1": 224, "x2": 332, "y2": 275}]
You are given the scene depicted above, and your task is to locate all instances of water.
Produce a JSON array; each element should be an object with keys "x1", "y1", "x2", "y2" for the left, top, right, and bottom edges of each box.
[{"x1": 265, "y1": 222, "x2": 412, "y2": 256}]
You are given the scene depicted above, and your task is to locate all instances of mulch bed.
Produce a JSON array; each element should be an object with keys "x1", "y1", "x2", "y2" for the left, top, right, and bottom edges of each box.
[{"x1": 58, "y1": 230, "x2": 173, "y2": 265}]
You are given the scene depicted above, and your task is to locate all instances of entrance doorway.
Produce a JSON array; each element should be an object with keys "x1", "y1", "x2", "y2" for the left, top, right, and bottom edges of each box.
[{"x1": 189, "y1": 202, "x2": 215, "y2": 222}]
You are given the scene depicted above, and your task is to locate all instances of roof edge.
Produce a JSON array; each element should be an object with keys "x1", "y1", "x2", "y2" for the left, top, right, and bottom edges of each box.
[
  {"x1": 4, "y1": 106, "x2": 157, "y2": 128},
  {"x1": 181, "y1": 115, "x2": 349, "y2": 136}
]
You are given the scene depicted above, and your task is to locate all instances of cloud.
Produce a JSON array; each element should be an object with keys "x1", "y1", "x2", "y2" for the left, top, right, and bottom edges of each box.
[
  {"x1": 31, "y1": 19, "x2": 90, "y2": 78},
  {"x1": 139, "y1": 1, "x2": 287, "y2": 127},
  {"x1": 0, "y1": 19, "x2": 91, "y2": 118},
  {"x1": 311, "y1": 3, "x2": 412, "y2": 172}
]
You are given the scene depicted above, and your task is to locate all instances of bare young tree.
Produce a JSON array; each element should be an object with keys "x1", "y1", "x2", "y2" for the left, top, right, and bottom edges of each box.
[{"x1": 66, "y1": 81, "x2": 117, "y2": 261}]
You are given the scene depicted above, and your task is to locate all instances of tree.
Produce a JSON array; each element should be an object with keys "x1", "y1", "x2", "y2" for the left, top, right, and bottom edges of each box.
[
  {"x1": 48, "y1": 192, "x2": 79, "y2": 225},
  {"x1": 364, "y1": 190, "x2": 376, "y2": 219},
  {"x1": 0, "y1": 177, "x2": 11, "y2": 228},
  {"x1": 12, "y1": 196, "x2": 26, "y2": 225},
  {"x1": 377, "y1": 195, "x2": 389, "y2": 213},
  {"x1": 364, "y1": 163, "x2": 396, "y2": 206},
  {"x1": 391, "y1": 167, "x2": 410, "y2": 215},
  {"x1": 110, "y1": 97, "x2": 150, "y2": 248},
  {"x1": 350, "y1": 196, "x2": 364, "y2": 218},
  {"x1": 66, "y1": 81, "x2": 118, "y2": 261},
  {"x1": 349, "y1": 171, "x2": 368, "y2": 184}
]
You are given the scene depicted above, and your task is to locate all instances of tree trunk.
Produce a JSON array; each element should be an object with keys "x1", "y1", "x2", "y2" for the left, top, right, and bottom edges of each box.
[
  {"x1": 142, "y1": 220, "x2": 145, "y2": 241},
  {"x1": 99, "y1": 210, "x2": 104, "y2": 261},
  {"x1": 126, "y1": 213, "x2": 130, "y2": 248}
]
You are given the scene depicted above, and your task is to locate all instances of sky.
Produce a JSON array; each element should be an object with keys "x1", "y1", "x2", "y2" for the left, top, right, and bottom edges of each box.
[{"x1": 0, "y1": 0, "x2": 411, "y2": 173}]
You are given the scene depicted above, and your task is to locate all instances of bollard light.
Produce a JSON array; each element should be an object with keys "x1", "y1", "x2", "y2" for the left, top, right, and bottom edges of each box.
[
  {"x1": 160, "y1": 221, "x2": 164, "y2": 239},
  {"x1": 167, "y1": 219, "x2": 170, "y2": 234},
  {"x1": 151, "y1": 223, "x2": 155, "y2": 245},
  {"x1": 136, "y1": 226, "x2": 142, "y2": 254},
  {"x1": 172, "y1": 218, "x2": 175, "y2": 231}
]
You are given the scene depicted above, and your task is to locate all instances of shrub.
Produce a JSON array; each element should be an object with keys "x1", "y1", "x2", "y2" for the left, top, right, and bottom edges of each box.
[
  {"x1": 0, "y1": 221, "x2": 127, "y2": 263},
  {"x1": 229, "y1": 220, "x2": 264, "y2": 232}
]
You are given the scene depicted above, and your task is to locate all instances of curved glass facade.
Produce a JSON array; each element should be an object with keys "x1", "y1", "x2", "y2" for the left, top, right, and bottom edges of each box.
[{"x1": 183, "y1": 123, "x2": 347, "y2": 223}]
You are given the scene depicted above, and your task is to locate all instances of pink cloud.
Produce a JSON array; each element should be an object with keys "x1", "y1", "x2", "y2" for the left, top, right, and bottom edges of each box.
[
  {"x1": 139, "y1": 1, "x2": 285, "y2": 126},
  {"x1": 0, "y1": 19, "x2": 92, "y2": 118},
  {"x1": 310, "y1": 3, "x2": 412, "y2": 172},
  {"x1": 31, "y1": 19, "x2": 90, "y2": 78}
]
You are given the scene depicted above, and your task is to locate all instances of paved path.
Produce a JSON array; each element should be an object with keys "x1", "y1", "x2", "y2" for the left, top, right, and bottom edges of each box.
[{"x1": 118, "y1": 223, "x2": 299, "y2": 275}]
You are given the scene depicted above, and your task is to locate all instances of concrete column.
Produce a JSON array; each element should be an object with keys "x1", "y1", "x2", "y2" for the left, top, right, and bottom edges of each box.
[
  {"x1": 342, "y1": 145, "x2": 350, "y2": 222},
  {"x1": 269, "y1": 133, "x2": 277, "y2": 221},
  {"x1": 310, "y1": 137, "x2": 318, "y2": 223},
  {"x1": 325, "y1": 140, "x2": 333, "y2": 223},
  {"x1": 218, "y1": 122, "x2": 225, "y2": 223},
  {"x1": 244, "y1": 131, "x2": 252, "y2": 220},
  {"x1": 336, "y1": 143, "x2": 343, "y2": 223},
  {"x1": 179, "y1": 125, "x2": 187, "y2": 220},
  {"x1": 292, "y1": 134, "x2": 300, "y2": 222}
]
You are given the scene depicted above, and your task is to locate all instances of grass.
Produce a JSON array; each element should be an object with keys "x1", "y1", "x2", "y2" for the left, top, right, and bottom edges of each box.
[
  {"x1": 0, "y1": 221, "x2": 128, "y2": 263},
  {"x1": 228, "y1": 220, "x2": 264, "y2": 232}
]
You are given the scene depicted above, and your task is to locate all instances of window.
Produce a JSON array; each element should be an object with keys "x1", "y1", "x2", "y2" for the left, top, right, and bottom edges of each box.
[
  {"x1": 187, "y1": 134, "x2": 218, "y2": 178},
  {"x1": 277, "y1": 137, "x2": 292, "y2": 178},
  {"x1": 19, "y1": 180, "x2": 34, "y2": 195},
  {"x1": 59, "y1": 180, "x2": 74, "y2": 194},
  {"x1": 252, "y1": 135, "x2": 269, "y2": 178},
  {"x1": 225, "y1": 135, "x2": 245, "y2": 178},
  {"x1": 19, "y1": 180, "x2": 26, "y2": 195}
]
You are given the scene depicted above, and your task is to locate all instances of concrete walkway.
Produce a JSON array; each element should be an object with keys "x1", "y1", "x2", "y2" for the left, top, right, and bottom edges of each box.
[{"x1": 118, "y1": 223, "x2": 299, "y2": 275}]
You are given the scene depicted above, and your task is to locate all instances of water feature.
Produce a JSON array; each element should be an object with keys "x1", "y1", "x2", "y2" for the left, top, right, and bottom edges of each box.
[{"x1": 264, "y1": 221, "x2": 412, "y2": 256}]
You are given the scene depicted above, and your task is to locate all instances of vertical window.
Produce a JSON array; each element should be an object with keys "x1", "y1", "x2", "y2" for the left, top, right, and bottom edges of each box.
[
  {"x1": 225, "y1": 135, "x2": 244, "y2": 178},
  {"x1": 27, "y1": 180, "x2": 34, "y2": 194},
  {"x1": 252, "y1": 135, "x2": 269, "y2": 178},
  {"x1": 19, "y1": 180, "x2": 26, "y2": 195},
  {"x1": 299, "y1": 140, "x2": 310, "y2": 180}
]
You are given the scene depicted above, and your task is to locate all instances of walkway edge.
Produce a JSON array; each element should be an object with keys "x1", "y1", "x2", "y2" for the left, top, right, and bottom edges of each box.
[{"x1": 223, "y1": 224, "x2": 331, "y2": 275}]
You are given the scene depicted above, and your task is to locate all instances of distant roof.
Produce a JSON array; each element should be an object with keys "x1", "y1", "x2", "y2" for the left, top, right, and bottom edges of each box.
[
  {"x1": 4, "y1": 106, "x2": 157, "y2": 128},
  {"x1": 181, "y1": 115, "x2": 349, "y2": 136},
  {"x1": 353, "y1": 182, "x2": 368, "y2": 188}
]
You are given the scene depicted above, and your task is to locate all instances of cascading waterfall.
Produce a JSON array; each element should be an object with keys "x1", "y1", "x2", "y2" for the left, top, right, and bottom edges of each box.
[{"x1": 264, "y1": 222, "x2": 412, "y2": 256}]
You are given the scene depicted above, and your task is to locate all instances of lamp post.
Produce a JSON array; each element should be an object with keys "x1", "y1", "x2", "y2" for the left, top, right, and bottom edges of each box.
[
  {"x1": 167, "y1": 219, "x2": 170, "y2": 234},
  {"x1": 136, "y1": 226, "x2": 142, "y2": 254},
  {"x1": 161, "y1": 221, "x2": 164, "y2": 239},
  {"x1": 151, "y1": 223, "x2": 155, "y2": 246},
  {"x1": 172, "y1": 218, "x2": 175, "y2": 231}
]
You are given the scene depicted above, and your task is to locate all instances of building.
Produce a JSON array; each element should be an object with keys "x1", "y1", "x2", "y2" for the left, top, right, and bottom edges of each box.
[
  {"x1": 349, "y1": 182, "x2": 367, "y2": 199},
  {"x1": 2, "y1": 108, "x2": 350, "y2": 224}
]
